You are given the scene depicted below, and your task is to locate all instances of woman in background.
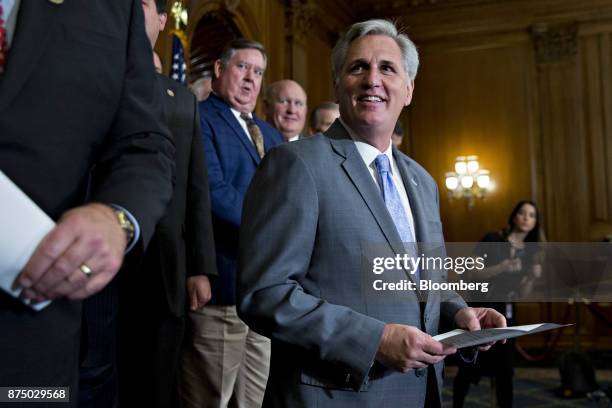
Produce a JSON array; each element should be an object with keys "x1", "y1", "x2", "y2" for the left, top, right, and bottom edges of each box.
[{"x1": 453, "y1": 200, "x2": 545, "y2": 408}]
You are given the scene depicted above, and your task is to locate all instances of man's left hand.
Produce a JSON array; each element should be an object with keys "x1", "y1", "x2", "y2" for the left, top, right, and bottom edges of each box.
[
  {"x1": 18, "y1": 203, "x2": 127, "y2": 302},
  {"x1": 454, "y1": 307, "x2": 507, "y2": 351}
]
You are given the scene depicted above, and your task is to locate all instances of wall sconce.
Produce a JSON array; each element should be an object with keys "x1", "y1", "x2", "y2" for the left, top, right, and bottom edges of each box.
[{"x1": 445, "y1": 155, "x2": 492, "y2": 208}]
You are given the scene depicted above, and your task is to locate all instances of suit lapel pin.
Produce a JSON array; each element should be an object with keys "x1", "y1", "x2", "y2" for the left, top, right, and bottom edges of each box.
[
  {"x1": 48, "y1": 0, "x2": 64, "y2": 4},
  {"x1": 166, "y1": 89, "x2": 175, "y2": 97}
]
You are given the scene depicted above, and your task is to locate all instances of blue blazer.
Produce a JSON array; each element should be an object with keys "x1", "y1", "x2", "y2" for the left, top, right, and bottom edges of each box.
[{"x1": 200, "y1": 93, "x2": 283, "y2": 305}]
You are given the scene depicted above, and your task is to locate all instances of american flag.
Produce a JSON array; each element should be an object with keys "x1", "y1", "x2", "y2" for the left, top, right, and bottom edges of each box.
[{"x1": 170, "y1": 33, "x2": 187, "y2": 84}]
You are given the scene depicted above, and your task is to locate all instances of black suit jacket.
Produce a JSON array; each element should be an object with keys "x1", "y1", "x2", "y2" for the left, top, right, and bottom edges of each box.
[
  {"x1": 0, "y1": 0, "x2": 174, "y2": 243},
  {"x1": 116, "y1": 75, "x2": 217, "y2": 408},
  {"x1": 139, "y1": 74, "x2": 217, "y2": 317},
  {"x1": 0, "y1": 0, "x2": 174, "y2": 391}
]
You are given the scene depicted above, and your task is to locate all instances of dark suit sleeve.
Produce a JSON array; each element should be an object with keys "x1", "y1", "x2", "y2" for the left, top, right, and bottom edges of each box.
[
  {"x1": 200, "y1": 114, "x2": 244, "y2": 228},
  {"x1": 90, "y1": 0, "x2": 175, "y2": 248},
  {"x1": 238, "y1": 146, "x2": 385, "y2": 390},
  {"x1": 186, "y1": 101, "x2": 217, "y2": 277}
]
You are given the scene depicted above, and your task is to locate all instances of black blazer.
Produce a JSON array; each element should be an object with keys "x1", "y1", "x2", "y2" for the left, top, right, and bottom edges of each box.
[
  {"x1": 0, "y1": 0, "x2": 174, "y2": 391},
  {"x1": 138, "y1": 75, "x2": 217, "y2": 317},
  {"x1": 0, "y1": 0, "x2": 174, "y2": 244}
]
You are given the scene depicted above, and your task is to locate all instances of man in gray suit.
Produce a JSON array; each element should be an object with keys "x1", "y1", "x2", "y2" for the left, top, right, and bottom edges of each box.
[{"x1": 238, "y1": 19, "x2": 505, "y2": 407}]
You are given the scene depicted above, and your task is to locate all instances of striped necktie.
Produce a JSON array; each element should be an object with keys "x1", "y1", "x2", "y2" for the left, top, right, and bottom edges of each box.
[{"x1": 240, "y1": 113, "x2": 265, "y2": 159}]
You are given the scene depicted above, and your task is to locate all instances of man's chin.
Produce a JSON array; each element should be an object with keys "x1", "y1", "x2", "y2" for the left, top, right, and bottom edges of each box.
[
  {"x1": 352, "y1": 117, "x2": 389, "y2": 129},
  {"x1": 281, "y1": 126, "x2": 300, "y2": 135},
  {"x1": 231, "y1": 98, "x2": 256, "y2": 112}
]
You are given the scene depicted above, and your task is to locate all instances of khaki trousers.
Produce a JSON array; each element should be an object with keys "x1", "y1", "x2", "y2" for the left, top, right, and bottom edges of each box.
[{"x1": 180, "y1": 305, "x2": 270, "y2": 408}]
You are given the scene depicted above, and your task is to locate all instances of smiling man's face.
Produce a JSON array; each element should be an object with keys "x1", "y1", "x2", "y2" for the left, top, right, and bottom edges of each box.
[
  {"x1": 214, "y1": 48, "x2": 266, "y2": 113},
  {"x1": 265, "y1": 80, "x2": 307, "y2": 141},
  {"x1": 336, "y1": 35, "x2": 413, "y2": 139}
]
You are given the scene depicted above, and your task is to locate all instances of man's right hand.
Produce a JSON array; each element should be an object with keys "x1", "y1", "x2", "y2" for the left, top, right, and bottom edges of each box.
[
  {"x1": 18, "y1": 203, "x2": 126, "y2": 302},
  {"x1": 187, "y1": 275, "x2": 212, "y2": 311},
  {"x1": 375, "y1": 324, "x2": 456, "y2": 372}
]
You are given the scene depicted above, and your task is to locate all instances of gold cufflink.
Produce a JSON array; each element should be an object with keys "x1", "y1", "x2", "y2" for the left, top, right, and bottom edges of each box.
[{"x1": 48, "y1": 0, "x2": 64, "y2": 4}]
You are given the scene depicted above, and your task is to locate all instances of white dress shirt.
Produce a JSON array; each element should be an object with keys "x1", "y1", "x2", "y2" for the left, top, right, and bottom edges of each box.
[{"x1": 339, "y1": 118, "x2": 416, "y2": 242}]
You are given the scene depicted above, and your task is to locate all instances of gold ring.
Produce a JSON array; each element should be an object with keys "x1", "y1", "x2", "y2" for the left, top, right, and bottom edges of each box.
[{"x1": 79, "y1": 264, "x2": 93, "y2": 277}]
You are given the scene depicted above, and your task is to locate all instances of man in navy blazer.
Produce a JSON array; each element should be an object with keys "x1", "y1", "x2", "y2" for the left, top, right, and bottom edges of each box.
[
  {"x1": 180, "y1": 39, "x2": 283, "y2": 408},
  {"x1": 238, "y1": 20, "x2": 505, "y2": 407}
]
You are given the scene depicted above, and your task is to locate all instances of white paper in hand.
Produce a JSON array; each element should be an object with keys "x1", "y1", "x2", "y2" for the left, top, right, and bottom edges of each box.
[
  {"x1": 433, "y1": 323, "x2": 572, "y2": 348},
  {"x1": 0, "y1": 171, "x2": 55, "y2": 310}
]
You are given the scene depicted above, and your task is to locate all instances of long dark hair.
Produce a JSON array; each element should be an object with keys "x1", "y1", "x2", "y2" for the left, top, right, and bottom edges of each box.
[{"x1": 503, "y1": 200, "x2": 545, "y2": 242}]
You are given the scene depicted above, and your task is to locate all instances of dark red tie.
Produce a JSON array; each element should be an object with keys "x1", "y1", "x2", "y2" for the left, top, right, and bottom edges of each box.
[{"x1": 0, "y1": 3, "x2": 6, "y2": 72}]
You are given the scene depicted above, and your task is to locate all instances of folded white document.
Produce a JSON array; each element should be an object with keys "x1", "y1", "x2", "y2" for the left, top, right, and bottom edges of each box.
[
  {"x1": 0, "y1": 171, "x2": 55, "y2": 310},
  {"x1": 433, "y1": 323, "x2": 572, "y2": 348}
]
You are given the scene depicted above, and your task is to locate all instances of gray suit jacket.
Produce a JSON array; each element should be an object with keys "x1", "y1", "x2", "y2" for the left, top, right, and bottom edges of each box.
[{"x1": 238, "y1": 121, "x2": 467, "y2": 407}]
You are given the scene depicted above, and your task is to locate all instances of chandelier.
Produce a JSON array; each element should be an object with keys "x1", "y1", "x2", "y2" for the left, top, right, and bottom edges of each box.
[{"x1": 444, "y1": 155, "x2": 492, "y2": 208}]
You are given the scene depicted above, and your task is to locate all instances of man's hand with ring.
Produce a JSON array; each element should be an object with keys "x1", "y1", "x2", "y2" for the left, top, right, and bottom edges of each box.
[{"x1": 18, "y1": 203, "x2": 127, "y2": 301}]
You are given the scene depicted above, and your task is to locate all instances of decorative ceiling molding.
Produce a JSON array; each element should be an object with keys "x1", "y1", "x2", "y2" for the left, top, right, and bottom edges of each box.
[
  {"x1": 288, "y1": 0, "x2": 318, "y2": 38},
  {"x1": 281, "y1": 0, "x2": 351, "y2": 46},
  {"x1": 530, "y1": 22, "x2": 578, "y2": 64},
  {"x1": 276, "y1": 0, "x2": 612, "y2": 50}
]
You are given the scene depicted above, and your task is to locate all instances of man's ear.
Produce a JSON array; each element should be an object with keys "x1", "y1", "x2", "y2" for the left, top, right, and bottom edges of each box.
[
  {"x1": 214, "y1": 59, "x2": 223, "y2": 79},
  {"x1": 159, "y1": 13, "x2": 168, "y2": 33},
  {"x1": 405, "y1": 80, "x2": 415, "y2": 106}
]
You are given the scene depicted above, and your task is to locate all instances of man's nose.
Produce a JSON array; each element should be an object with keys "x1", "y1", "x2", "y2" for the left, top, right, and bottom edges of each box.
[
  {"x1": 244, "y1": 69, "x2": 254, "y2": 82},
  {"x1": 364, "y1": 67, "x2": 382, "y2": 88}
]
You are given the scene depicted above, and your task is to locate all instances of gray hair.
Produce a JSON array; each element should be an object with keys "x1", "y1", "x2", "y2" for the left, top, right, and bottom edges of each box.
[
  {"x1": 310, "y1": 101, "x2": 339, "y2": 129},
  {"x1": 330, "y1": 19, "x2": 419, "y2": 84},
  {"x1": 216, "y1": 38, "x2": 267, "y2": 77}
]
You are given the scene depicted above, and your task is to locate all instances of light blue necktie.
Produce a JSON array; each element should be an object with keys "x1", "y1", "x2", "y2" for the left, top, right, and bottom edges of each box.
[{"x1": 374, "y1": 154, "x2": 420, "y2": 282}]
